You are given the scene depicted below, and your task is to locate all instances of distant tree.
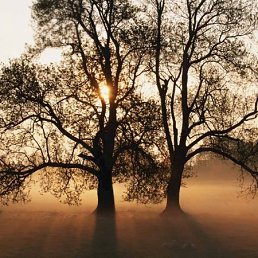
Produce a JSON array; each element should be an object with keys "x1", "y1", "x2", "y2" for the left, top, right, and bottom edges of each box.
[
  {"x1": 0, "y1": 0, "x2": 163, "y2": 213},
  {"x1": 150, "y1": 0, "x2": 258, "y2": 214}
]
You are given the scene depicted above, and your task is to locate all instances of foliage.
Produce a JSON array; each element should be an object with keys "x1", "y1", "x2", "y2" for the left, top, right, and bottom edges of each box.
[
  {"x1": 1, "y1": 0, "x2": 258, "y2": 209},
  {"x1": 149, "y1": 0, "x2": 258, "y2": 210},
  {"x1": 0, "y1": 0, "x2": 165, "y2": 206}
]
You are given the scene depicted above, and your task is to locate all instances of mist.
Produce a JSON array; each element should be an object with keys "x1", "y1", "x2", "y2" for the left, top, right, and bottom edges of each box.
[{"x1": 1, "y1": 160, "x2": 258, "y2": 258}]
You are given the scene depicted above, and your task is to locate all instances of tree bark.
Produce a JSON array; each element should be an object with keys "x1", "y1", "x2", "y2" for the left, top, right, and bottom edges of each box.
[
  {"x1": 95, "y1": 172, "x2": 115, "y2": 214},
  {"x1": 162, "y1": 157, "x2": 185, "y2": 215}
]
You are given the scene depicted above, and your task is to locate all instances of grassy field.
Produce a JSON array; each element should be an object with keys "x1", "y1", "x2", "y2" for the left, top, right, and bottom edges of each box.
[{"x1": 0, "y1": 206, "x2": 258, "y2": 258}]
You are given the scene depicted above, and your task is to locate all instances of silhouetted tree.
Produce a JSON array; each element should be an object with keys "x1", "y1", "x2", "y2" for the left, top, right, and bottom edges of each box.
[
  {"x1": 0, "y1": 0, "x2": 163, "y2": 213},
  {"x1": 150, "y1": 0, "x2": 258, "y2": 214}
]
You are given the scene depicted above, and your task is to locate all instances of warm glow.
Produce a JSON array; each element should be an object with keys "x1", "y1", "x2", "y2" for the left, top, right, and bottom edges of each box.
[{"x1": 99, "y1": 84, "x2": 110, "y2": 103}]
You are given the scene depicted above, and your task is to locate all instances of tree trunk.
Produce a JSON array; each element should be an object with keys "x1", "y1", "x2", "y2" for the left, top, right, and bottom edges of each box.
[
  {"x1": 95, "y1": 172, "x2": 115, "y2": 214},
  {"x1": 162, "y1": 158, "x2": 185, "y2": 215}
]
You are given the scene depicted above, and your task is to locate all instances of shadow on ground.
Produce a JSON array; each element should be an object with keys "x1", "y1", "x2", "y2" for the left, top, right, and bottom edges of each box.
[
  {"x1": 86, "y1": 211, "x2": 235, "y2": 258},
  {"x1": 0, "y1": 210, "x2": 257, "y2": 258},
  {"x1": 90, "y1": 213, "x2": 119, "y2": 258}
]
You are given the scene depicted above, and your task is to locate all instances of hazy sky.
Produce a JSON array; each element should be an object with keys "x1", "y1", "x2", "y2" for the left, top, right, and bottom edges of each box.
[
  {"x1": 0, "y1": 0, "x2": 63, "y2": 64},
  {"x1": 0, "y1": 0, "x2": 34, "y2": 63}
]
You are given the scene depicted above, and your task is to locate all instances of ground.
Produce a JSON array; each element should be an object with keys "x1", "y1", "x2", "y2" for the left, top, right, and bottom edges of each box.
[{"x1": 0, "y1": 160, "x2": 258, "y2": 258}]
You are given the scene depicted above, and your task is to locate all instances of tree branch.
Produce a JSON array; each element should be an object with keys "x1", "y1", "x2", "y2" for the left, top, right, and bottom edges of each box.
[
  {"x1": 186, "y1": 147, "x2": 258, "y2": 177},
  {"x1": 188, "y1": 98, "x2": 258, "y2": 150}
]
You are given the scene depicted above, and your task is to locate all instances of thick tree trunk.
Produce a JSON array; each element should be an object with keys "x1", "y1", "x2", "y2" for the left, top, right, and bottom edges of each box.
[
  {"x1": 95, "y1": 172, "x2": 115, "y2": 214},
  {"x1": 162, "y1": 158, "x2": 185, "y2": 215},
  {"x1": 93, "y1": 103, "x2": 117, "y2": 214}
]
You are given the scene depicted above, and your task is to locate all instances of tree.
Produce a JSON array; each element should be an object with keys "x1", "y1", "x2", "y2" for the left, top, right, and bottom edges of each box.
[
  {"x1": 0, "y1": 0, "x2": 162, "y2": 213},
  {"x1": 150, "y1": 0, "x2": 258, "y2": 214}
]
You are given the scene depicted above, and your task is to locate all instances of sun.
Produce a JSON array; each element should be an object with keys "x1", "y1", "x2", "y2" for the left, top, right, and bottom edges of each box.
[{"x1": 99, "y1": 84, "x2": 110, "y2": 103}]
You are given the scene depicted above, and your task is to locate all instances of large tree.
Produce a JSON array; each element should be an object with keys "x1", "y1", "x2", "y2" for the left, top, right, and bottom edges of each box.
[
  {"x1": 0, "y1": 0, "x2": 162, "y2": 213},
  {"x1": 151, "y1": 0, "x2": 258, "y2": 214}
]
